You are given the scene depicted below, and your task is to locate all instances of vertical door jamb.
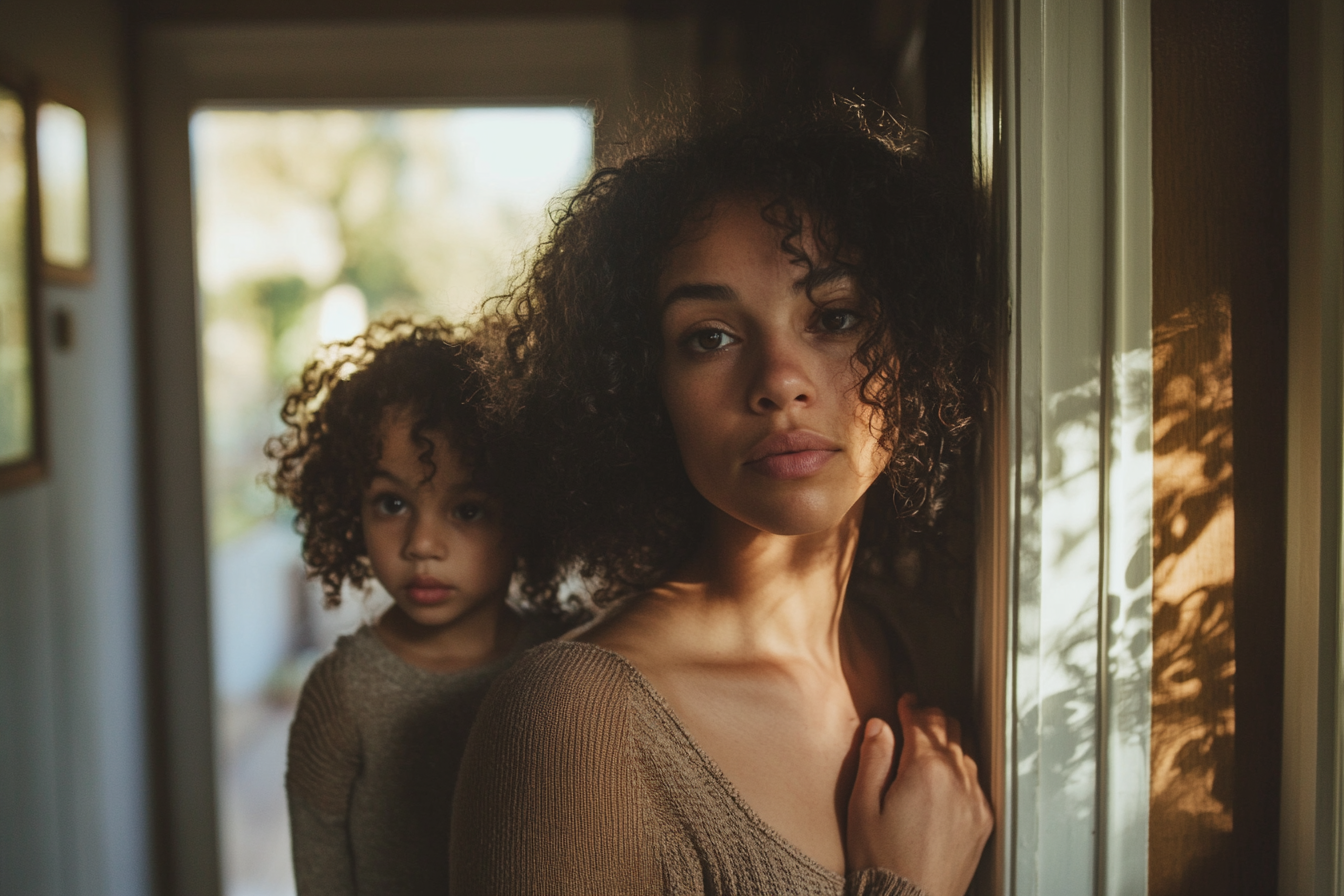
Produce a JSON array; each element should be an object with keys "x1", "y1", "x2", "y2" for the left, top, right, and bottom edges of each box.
[{"x1": 974, "y1": 1, "x2": 1152, "y2": 893}]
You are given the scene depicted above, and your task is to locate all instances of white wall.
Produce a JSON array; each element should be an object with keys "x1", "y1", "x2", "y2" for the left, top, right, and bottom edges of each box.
[{"x1": 0, "y1": 1, "x2": 150, "y2": 895}]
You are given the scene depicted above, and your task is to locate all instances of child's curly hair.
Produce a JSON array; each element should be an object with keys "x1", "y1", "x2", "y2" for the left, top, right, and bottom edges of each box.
[
  {"x1": 483, "y1": 94, "x2": 990, "y2": 611},
  {"x1": 265, "y1": 317, "x2": 489, "y2": 606}
]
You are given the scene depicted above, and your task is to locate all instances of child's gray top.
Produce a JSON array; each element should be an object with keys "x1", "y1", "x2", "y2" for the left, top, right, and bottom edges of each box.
[{"x1": 285, "y1": 616, "x2": 556, "y2": 896}]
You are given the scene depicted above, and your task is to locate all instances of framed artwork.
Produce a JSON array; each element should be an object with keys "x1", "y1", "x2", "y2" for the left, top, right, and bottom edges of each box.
[
  {"x1": 0, "y1": 66, "x2": 46, "y2": 490},
  {"x1": 35, "y1": 86, "x2": 91, "y2": 283}
]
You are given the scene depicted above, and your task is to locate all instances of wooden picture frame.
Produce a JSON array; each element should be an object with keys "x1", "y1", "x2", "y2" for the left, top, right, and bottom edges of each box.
[
  {"x1": 0, "y1": 63, "x2": 47, "y2": 491},
  {"x1": 34, "y1": 83, "x2": 92, "y2": 285}
]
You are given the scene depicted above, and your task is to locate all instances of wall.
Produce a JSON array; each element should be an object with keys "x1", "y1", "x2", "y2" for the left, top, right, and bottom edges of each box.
[
  {"x1": 0, "y1": 2, "x2": 150, "y2": 895},
  {"x1": 1149, "y1": 1, "x2": 1289, "y2": 893}
]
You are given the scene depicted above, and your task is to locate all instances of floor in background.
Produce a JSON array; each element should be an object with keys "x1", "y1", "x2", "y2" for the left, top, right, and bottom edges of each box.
[{"x1": 218, "y1": 698, "x2": 298, "y2": 896}]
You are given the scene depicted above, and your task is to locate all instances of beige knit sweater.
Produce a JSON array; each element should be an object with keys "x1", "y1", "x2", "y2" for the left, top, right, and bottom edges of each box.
[
  {"x1": 450, "y1": 640, "x2": 929, "y2": 896},
  {"x1": 285, "y1": 618, "x2": 553, "y2": 896}
]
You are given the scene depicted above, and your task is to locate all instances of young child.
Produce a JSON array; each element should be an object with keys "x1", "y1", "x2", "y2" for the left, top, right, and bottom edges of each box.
[{"x1": 266, "y1": 317, "x2": 556, "y2": 896}]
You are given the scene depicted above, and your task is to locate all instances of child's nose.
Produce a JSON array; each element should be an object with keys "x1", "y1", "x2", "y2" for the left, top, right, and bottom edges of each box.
[{"x1": 405, "y1": 515, "x2": 447, "y2": 560}]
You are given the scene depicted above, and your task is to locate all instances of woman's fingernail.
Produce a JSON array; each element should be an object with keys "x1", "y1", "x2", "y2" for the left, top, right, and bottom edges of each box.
[{"x1": 866, "y1": 718, "x2": 883, "y2": 739}]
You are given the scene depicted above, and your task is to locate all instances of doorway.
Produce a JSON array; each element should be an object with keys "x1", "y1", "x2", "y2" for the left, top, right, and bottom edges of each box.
[
  {"x1": 188, "y1": 105, "x2": 592, "y2": 896},
  {"x1": 137, "y1": 19, "x2": 657, "y2": 894}
]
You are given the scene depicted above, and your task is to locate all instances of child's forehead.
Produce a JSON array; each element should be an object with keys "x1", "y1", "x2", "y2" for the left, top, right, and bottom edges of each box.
[{"x1": 377, "y1": 410, "x2": 461, "y2": 466}]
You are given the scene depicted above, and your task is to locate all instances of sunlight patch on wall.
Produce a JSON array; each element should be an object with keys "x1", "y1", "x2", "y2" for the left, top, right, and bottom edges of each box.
[{"x1": 1150, "y1": 292, "x2": 1236, "y2": 885}]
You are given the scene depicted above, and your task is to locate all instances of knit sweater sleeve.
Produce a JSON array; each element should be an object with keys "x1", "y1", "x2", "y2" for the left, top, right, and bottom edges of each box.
[
  {"x1": 449, "y1": 642, "x2": 661, "y2": 896},
  {"x1": 285, "y1": 647, "x2": 361, "y2": 896},
  {"x1": 846, "y1": 867, "x2": 932, "y2": 896}
]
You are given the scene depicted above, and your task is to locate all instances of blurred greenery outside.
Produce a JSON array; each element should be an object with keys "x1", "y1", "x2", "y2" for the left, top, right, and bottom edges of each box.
[{"x1": 192, "y1": 108, "x2": 594, "y2": 546}]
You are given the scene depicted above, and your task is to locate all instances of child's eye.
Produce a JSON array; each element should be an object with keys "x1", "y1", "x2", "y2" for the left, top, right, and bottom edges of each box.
[
  {"x1": 684, "y1": 327, "x2": 739, "y2": 354},
  {"x1": 371, "y1": 493, "x2": 409, "y2": 516},
  {"x1": 453, "y1": 501, "x2": 486, "y2": 522},
  {"x1": 814, "y1": 307, "x2": 865, "y2": 334}
]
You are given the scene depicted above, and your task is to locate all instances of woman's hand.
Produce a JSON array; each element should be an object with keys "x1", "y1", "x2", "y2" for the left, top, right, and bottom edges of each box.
[{"x1": 847, "y1": 694, "x2": 993, "y2": 896}]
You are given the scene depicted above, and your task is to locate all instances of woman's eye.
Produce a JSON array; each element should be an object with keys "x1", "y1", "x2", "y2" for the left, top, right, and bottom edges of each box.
[
  {"x1": 372, "y1": 493, "x2": 408, "y2": 515},
  {"x1": 816, "y1": 308, "x2": 864, "y2": 334},
  {"x1": 685, "y1": 327, "x2": 738, "y2": 353}
]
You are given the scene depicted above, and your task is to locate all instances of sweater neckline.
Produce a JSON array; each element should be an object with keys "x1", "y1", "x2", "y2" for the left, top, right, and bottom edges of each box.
[
  {"x1": 556, "y1": 639, "x2": 849, "y2": 885},
  {"x1": 355, "y1": 615, "x2": 537, "y2": 683}
]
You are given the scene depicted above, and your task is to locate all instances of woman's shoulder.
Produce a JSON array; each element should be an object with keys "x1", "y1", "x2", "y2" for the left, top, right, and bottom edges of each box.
[
  {"x1": 464, "y1": 640, "x2": 651, "y2": 764},
  {"x1": 452, "y1": 644, "x2": 663, "y2": 894},
  {"x1": 485, "y1": 639, "x2": 642, "y2": 714},
  {"x1": 457, "y1": 641, "x2": 647, "y2": 812}
]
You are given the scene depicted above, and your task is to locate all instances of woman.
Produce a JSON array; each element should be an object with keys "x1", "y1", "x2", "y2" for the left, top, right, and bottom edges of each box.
[{"x1": 451, "y1": 98, "x2": 993, "y2": 896}]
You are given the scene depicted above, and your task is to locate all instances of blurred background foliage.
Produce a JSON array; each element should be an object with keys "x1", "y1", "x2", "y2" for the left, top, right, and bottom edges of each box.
[{"x1": 192, "y1": 107, "x2": 593, "y2": 545}]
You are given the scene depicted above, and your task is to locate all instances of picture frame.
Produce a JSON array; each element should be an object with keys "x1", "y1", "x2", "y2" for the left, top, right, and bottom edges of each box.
[
  {"x1": 0, "y1": 62, "x2": 47, "y2": 491},
  {"x1": 34, "y1": 83, "x2": 92, "y2": 284}
]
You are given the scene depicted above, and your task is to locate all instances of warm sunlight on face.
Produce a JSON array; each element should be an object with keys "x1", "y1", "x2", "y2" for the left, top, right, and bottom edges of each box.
[
  {"x1": 361, "y1": 409, "x2": 515, "y2": 629},
  {"x1": 657, "y1": 196, "x2": 889, "y2": 537}
]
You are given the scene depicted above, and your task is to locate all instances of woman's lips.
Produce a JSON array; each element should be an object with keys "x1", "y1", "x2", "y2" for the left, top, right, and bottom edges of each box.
[
  {"x1": 407, "y1": 577, "x2": 454, "y2": 605},
  {"x1": 744, "y1": 431, "x2": 841, "y2": 480}
]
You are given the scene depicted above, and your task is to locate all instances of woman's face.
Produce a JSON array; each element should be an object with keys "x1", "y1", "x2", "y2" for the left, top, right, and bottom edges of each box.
[{"x1": 657, "y1": 196, "x2": 890, "y2": 537}]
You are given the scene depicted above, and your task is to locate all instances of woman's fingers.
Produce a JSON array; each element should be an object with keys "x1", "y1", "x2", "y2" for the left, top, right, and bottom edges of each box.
[
  {"x1": 946, "y1": 716, "x2": 962, "y2": 747},
  {"x1": 897, "y1": 694, "x2": 958, "y2": 752},
  {"x1": 894, "y1": 693, "x2": 917, "y2": 734},
  {"x1": 896, "y1": 693, "x2": 939, "y2": 749},
  {"x1": 851, "y1": 718, "x2": 896, "y2": 820},
  {"x1": 850, "y1": 701, "x2": 994, "y2": 896},
  {"x1": 847, "y1": 717, "x2": 899, "y2": 872},
  {"x1": 961, "y1": 752, "x2": 979, "y2": 786}
]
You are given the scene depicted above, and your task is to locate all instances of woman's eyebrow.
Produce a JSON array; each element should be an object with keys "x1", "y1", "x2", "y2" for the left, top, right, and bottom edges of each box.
[
  {"x1": 799, "y1": 265, "x2": 857, "y2": 292},
  {"x1": 661, "y1": 282, "x2": 736, "y2": 307}
]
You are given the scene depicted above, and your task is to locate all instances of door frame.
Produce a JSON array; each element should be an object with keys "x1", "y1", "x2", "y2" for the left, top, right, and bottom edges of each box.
[
  {"x1": 973, "y1": 0, "x2": 1154, "y2": 893},
  {"x1": 132, "y1": 18, "x2": 688, "y2": 893},
  {"x1": 1279, "y1": 0, "x2": 1344, "y2": 892}
]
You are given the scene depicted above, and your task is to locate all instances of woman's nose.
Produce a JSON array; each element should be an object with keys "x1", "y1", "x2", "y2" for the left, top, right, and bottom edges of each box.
[{"x1": 748, "y1": 335, "x2": 815, "y2": 413}]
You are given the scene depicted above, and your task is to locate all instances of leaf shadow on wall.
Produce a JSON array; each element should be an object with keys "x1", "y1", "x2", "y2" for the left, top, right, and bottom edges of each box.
[{"x1": 1149, "y1": 292, "x2": 1235, "y2": 896}]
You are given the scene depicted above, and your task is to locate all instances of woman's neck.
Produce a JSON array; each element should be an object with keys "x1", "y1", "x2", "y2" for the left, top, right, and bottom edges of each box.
[{"x1": 612, "y1": 498, "x2": 866, "y2": 669}]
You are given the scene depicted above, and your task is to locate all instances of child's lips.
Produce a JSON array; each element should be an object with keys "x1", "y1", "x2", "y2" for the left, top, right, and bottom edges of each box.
[{"x1": 407, "y1": 577, "x2": 454, "y2": 605}]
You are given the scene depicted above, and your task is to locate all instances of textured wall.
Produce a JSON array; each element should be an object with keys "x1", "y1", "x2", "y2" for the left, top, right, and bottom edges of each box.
[{"x1": 0, "y1": 2, "x2": 150, "y2": 894}]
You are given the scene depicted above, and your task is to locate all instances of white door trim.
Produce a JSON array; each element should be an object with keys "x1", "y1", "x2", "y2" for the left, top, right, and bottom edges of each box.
[{"x1": 975, "y1": 1, "x2": 1153, "y2": 892}]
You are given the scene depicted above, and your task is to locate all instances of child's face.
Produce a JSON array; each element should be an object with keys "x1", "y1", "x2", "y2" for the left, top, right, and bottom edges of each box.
[
  {"x1": 656, "y1": 195, "x2": 890, "y2": 537},
  {"x1": 361, "y1": 409, "x2": 514, "y2": 629}
]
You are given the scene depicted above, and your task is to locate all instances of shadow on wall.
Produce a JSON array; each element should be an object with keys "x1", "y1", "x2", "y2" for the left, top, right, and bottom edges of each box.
[{"x1": 1149, "y1": 292, "x2": 1235, "y2": 895}]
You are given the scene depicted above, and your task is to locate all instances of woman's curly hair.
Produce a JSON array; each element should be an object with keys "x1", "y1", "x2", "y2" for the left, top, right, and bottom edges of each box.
[
  {"x1": 265, "y1": 317, "x2": 490, "y2": 606},
  {"x1": 483, "y1": 95, "x2": 989, "y2": 611}
]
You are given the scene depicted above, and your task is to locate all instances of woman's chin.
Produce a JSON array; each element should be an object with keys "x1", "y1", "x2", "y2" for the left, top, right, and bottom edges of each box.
[{"x1": 719, "y1": 495, "x2": 864, "y2": 539}]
